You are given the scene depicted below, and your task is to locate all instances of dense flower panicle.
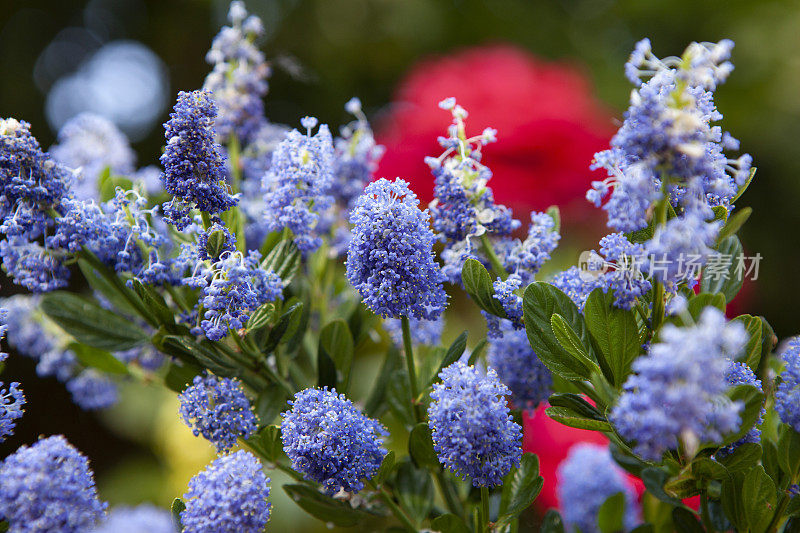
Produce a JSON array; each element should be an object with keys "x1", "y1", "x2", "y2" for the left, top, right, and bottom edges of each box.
[
  {"x1": 487, "y1": 328, "x2": 552, "y2": 410},
  {"x1": 644, "y1": 208, "x2": 720, "y2": 289},
  {"x1": 178, "y1": 373, "x2": 258, "y2": 452},
  {"x1": 556, "y1": 444, "x2": 640, "y2": 533},
  {"x1": 65, "y1": 369, "x2": 119, "y2": 411},
  {"x1": 590, "y1": 40, "x2": 751, "y2": 234},
  {"x1": 181, "y1": 450, "x2": 271, "y2": 533},
  {"x1": 281, "y1": 387, "x2": 387, "y2": 494},
  {"x1": 191, "y1": 250, "x2": 283, "y2": 340},
  {"x1": 610, "y1": 307, "x2": 746, "y2": 461},
  {"x1": 776, "y1": 337, "x2": 800, "y2": 432},
  {"x1": 428, "y1": 98, "x2": 519, "y2": 242},
  {"x1": 0, "y1": 381, "x2": 25, "y2": 442},
  {"x1": 203, "y1": 1, "x2": 270, "y2": 143},
  {"x1": 503, "y1": 211, "x2": 560, "y2": 283},
  {"x1": 550, "y1": 266, "x2": 603, "y2": 310},
  {"x1": 0, "y1": 435, "x2": 106, "y2": 532},
  {"x1": 384, "y1": 315, "x2": 444, "y2": 347},
  {"x1": 428, "y1": 362, "x2": 522, "y2": 486},
  {"x1": 0, "y1": 118, "x2": 74, "y2": 291},
  {"x1": 346, "y1": 178, "x2": 447, "y2": 320},
  {"x1": 90, "y1": 505, "x2": 173, "y2": 533},
  {"x1": 596, "y1": 232, "x2": 652, "y2": 310},
  {"x1": 262, "y1": 117, "x2": 335, "y2": 251},
  {"x1": 161, "y1": 90, "x2": 237, "y2": 229},
  {"x1": 718, "y1": 361, "x2": 764, "y2": 456},
  {"x1": 50, "y1": 113, "x2": 135, "y2": 199},
  {"x1": 332, "y1": 97, "x2": 385, "y2": 208}
]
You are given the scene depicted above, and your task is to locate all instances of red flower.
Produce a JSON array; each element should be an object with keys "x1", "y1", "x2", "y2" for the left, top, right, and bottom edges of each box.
[{"x1": 376, "y1": 44, "x2": 614, "y2": 218}]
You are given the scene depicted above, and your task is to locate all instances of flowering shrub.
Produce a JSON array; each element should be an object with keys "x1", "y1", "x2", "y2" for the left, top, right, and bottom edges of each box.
[{"x1": 0, "y1": 4, "x2": 797, "y2": 532}]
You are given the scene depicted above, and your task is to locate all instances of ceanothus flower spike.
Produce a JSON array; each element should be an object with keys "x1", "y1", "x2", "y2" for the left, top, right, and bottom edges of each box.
[{"x1": 346, "y1": 178, "x2": 447, "y2": 320}]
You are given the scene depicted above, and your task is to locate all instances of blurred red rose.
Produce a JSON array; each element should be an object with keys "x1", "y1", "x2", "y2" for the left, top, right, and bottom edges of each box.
[{"x1": 376, "y1": 44, "x2": 615, "y2": 219}]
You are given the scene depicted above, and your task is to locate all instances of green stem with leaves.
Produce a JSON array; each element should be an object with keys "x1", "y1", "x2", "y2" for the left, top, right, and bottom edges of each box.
[
  {"x1": 480, "y1": 234, "x2": 508, "y2": 281},
  {"x1": 401, "y1": 316, "x2": 422, "y2": 423},
  {"x1": 650, "y1": 188, "x2": 669, "y2": 332},
  {"x1": 480, "y1": 486, "x2": 491, "y2": 533}
]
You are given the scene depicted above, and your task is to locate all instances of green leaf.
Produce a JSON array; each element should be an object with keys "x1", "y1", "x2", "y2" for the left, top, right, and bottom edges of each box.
[
  {"x1": 777, "y1": 424, "x2": 800, "y2": 477},
  {"x1": 246, "y1": 302, "x2": 276, "y2": 332},
  {"x1": 283, "y1": 484, "x2": 374, "y2": 527},
  {"x1": 732, "y1": 315, "x2": 762, "y2": 370},
  {"x1": 255, "y1": 386, "x2": 288, "y2": 426},
  {"x1": 77, "y1": 258, "x2": 139, "y2": 317},
  {"x1": 548, "y1": 393, "x2": 604, "y2": 421},
  {"x1": 467, "y1": 338, "x2": 488, "y2": 366},
  {"x1": 429, "y1": 331, "x2": 467, "y2": 386},
  {"x1": 129, "y1": 279, "x2": 175, "y2": 327},
  {"x1": 157, "y1": 335, "x2": 239, "y2": 377},
  {"x1": 431, "y1": 513, "x2": 470, "y2": 533},
  {"x1": 597, "y1": 492, "x2": 625, "y2": 533},
  {"x1": 41, "y1": 292, "x2": 149, "y2": 351},
  {"x1": 263, "y1": 302, "x2": 303, "y2": 354},
  {"x1": 722, "y1": 384, "x2": 764, "y2": 445},
  {"x1": 583, "y1": 288, "x2": 640, "y2": 387},
  {"x1": 550, "y1": 313, "x2": 597, "y2": 377},
  {"x1": 732, "y1": 167, "x2": 756, "y2": 203},
  {"x1": 742, "y1": 465, "x2": 777, "y2": 532},
  {"x1": 394, "y1": 460, "x2": 434, "y2": 525},
  {"x1": 546, "y1": 205, "x2": 561, "y2": 233},
  {"x1": 540, "y1": 510, "x2": 565, "y2": 533},
  {"x1": 365, "y1": 346, "x2": 402, "y2": 417},
  {"x1": 641, "y1": 468, "x2": 682, "y2": 506},
  {"x1": 671, "y1": 507, "x2": 703, "y2": 533},
  {"x1": 717, "y1": 443, "x2": 761, "y2": 473},
  {"x1": 497, "y1": 453, "x2": 543, "y2": 527},
  {"x1": 545, "y1": 406, "x2": 612, "y2": 431},
  {"x1": 700, "y1": 236, "x2": 743, "y2": 303},
  {"x1": 686, "y1": 292, "x2": 726, "y2": 319},
  {"x1": 721, "y1": 471, "x2": 746, "y2": 532},
  {"x1": 170, "y1": 498, "x2": 185, "y2": 532},
  {"x1": 319, "y1": 319, "x2": 354, "y2": 389},
  {"x1": 716, "y1": 207, "x2": 751, "y2": 244},
  {"x1": 98, "y1": 171, "x2": 133, "y2": 202},
  {"x1": 408, "y1": 423, "x2": 440, "y2": 470},
  {"x1": 163, "y1": 361, "x2": 202, "y2": 393},
  {"x1": 523, "y1": 282, "x2": 596, "y2": 381},
  {"x1": 461, "y1": 258, "x2": 507, "y2": 317},
  {"x1": 246, "y1": 425, "x2": 283, "y2": 462},
  {"x1": 691, "y1": 457, "x2": 728, "y2": 481},
  {"x1": 69, "y1": 343, "x2": 128, "y2": 375},
  {"x1": 261, "y1": 236, "x2": 300, "y2": 283},
  {"x1": 374, "y1": 450, "x2": 396, "y2": 487}
]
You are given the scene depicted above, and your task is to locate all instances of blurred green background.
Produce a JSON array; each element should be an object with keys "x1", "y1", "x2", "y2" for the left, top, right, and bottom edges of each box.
[{"x1": 1, "y1": 0, "x2": 799, "y2": 529}]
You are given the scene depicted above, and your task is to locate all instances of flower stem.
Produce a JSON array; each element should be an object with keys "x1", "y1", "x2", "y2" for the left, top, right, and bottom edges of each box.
[
  {"x1": 700, "y1": 491, "x2": 715, "y2": 533},
  {"x1": 650, "y1": 193, "x2": 669, "y2": 332},
  {"x1": 401, "y1": 316, "x2": 422, "y2": 423},
  {"x1": 480, "y1": 234, "x2": 508, "y2": 280},
  {"x1": 480, "y1": 486, "x2": 490, "y2": 533}
]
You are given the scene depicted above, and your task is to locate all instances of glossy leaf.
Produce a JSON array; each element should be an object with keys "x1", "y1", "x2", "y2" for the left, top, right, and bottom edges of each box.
[
  {"x1": 583, "y1": 288, "x2": 640, "y2": 387},
  {"x1": 461, "y1": 258, "x2": 507, "y2": 317}
]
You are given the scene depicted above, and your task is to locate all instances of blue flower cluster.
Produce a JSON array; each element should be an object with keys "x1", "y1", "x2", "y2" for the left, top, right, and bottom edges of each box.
[
  {"x1": 556, "y1": 444, "x2": 640, "y2": 533},
  {"x1": 0, "y1": 435, "x2": 106, "y2": 532},
  {"x1": 487, "y1": 328, "x2": 552, "y2": 411},
  {"x1": 178, "y1": 373, "x2": 258, "y2": 452},
  {"x1": 0, "y1": 381, "x2": 25, "y2": 442},
  {"x1": 384, "y1": 315, "x2": 444, "y2": 347},
  {"x1": 610, "y1": 307, "x2": 746, "y2": 461},
  {"x1": 161, "y1": 90, "x2": 237, "y2": 229},
  {"x1": 203, "y1": 1, "x2": 270, "y2": 143},
  {"x1": 717, "y1": 361, "x2": 764, "y2": 457},
  {"x1": 0, "y1": 117, "x2": 73, "y2": 292},
  {"x1": 332, "y1": 98, "x2": 385, "y2": 208},
  {"x1": 262, "y1": 117, "x2": 335, "y2": 252},
  {"x1": 776, "y1": 337, "x2": 800, "y2": 432},
  {"x1": 428, "y1": 362, "x2": 522, "y2": 487},
  {"x1": 187, "y1": 250, "x2": 283, "y2": 340},
  {"x1": 181, "y1": 450, "x2": 271, "y2": 533},
  {"x1": 90, "y1": 504, "x2": 173, "y2": 533},
  {"x1": 49, "y1": 112, "x2": 135, "y2": 199},
  {"x1": 550, "y1": 266, "x2": 602, "y2": 310},
  {"x1": 281, "y1": 387, "x2": 387, "y2": 494},
  {"x1": 346, "y1": 178, "x2": 447, "y2": 320},
  {"x1": 65, "y1": 369, "x2": 119, "y2": 411}
]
